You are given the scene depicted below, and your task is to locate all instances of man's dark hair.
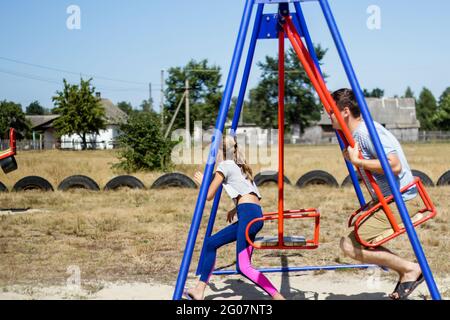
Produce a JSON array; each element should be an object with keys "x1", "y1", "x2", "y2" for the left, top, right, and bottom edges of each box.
[{"x1": 331, "y1": 88, "x2": 361, "y2": 118}]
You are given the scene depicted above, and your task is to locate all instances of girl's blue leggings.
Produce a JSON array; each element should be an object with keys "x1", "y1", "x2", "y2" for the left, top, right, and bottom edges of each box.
[{"x1": 198, "y1": 203, "x2": 279, "y2": 297}]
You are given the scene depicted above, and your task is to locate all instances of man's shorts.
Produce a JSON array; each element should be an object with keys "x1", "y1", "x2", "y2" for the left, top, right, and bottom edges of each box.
[{"x1": 348, "y1": 195, "x2": 423, "y2": 248}]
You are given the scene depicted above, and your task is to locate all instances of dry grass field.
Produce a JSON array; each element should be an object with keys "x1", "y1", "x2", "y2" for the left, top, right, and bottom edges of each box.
[{"x1": 0, "y1": 144, "x2": 449, "y2": 298}]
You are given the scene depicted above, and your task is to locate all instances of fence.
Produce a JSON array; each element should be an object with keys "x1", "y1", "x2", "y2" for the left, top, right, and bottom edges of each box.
[
  {"x1": 0, "y1": 139, "x2": 120, "y2": 151},
  {"x1": 60, "y1": 140, "x2": 119, "y2": 150},
  {"x1": 418, "y1": 131, "x2": 450, "y2": 142},
  {"x1": 2, "y1": 131, "x2": 450, "y2": 152},
  {"x1": 0, "y1": 139, "x2": 41, "y2": 151}
]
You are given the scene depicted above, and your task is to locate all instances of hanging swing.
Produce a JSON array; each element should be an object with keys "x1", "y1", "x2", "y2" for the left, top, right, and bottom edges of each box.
[
  {"x1": 284, "y1": 13, "x2": 436, "y2": 248},
  {"x1": 245, "y1": 23, "x2": 320, "y2": 250},
  {"x1": 245, "y1": 8, "x2": 436, "y2": 250}
]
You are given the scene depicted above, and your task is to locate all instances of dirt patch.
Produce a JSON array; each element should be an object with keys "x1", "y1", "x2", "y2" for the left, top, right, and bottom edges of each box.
[{"x1": 0, "y1": 272, "x2": 448, "y2": 300}]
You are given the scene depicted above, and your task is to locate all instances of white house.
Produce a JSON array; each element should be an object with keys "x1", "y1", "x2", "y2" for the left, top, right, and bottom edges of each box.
[
  {"x1": 60, "y1": 98, "x2": 128, "y2": 150},
  {"x1": 26, "y1": 96, "x2": 128, "y2": 150}
]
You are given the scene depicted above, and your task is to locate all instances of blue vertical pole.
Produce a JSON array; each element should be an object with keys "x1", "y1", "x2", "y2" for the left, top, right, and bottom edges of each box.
[
  {"x1": 319, "y1": 0, "x2": 441, "y2": 300},
  {"x1": 231, "y1": 4, "x2": 264, "y2": 129},
  {"x1": 196, "y1": 3, "x2": 265, "y2": 276},
  {"x1": 294, "y1": 2, "x2": 365, "y2": 207},
  {"x1": 172, "y1": 0, "x2": 256, "y2": 300}
]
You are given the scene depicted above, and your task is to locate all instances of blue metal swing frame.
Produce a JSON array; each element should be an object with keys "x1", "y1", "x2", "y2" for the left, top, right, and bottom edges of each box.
[{"x1": 172, "y1": 0, "x2": 441, "y2": 300}]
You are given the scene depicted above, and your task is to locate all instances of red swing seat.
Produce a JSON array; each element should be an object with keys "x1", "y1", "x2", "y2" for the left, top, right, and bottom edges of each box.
[
  {"x1": 348, "y1": 177, "x2": 437, "y2": 248},
  {"x1": 245, "y1": 208, "x2": 320, "y2": 250}
]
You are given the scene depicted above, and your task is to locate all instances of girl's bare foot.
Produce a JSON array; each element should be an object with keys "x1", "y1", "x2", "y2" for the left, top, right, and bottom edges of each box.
[
  {"x1": 186, "y1": 288, "x2": 204, "y2": 300},
  {"x1": 185, "y1": 283, "x2": 207, "y2": 300},
  {"x1": 272, "y1": 293, "x2": 286, "y2": 300}
]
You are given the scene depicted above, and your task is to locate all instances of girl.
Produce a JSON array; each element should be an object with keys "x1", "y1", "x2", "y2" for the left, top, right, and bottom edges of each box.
[{"x1": 185, "y1": 135, "x2": 285, "y2": 300}]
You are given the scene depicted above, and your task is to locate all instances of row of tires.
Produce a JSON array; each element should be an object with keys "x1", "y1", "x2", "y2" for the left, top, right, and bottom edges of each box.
[{"x1": 1, "y1": 169, "x2": 450, "y2": 193}]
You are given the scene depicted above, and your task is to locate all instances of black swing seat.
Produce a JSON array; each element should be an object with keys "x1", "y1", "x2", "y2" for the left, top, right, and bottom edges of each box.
[
  {"x1": 0, "y1": 155, "x2": 17, "y2": 174},
  {"x1": 254, "y1": 236, "x2": 307, "y2": 247}
]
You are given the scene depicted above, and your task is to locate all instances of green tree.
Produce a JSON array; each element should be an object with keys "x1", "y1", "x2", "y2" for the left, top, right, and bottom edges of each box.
[
  {"x1": 438, "y1": 87, "x2": 450, "y2": 105},
  {"x1": 52, "y1": 78, "x2": 106, "y2": 150},
  {"x1": 114, "y1": 111, "x2": 180, "y2": 172},
  {"x1": 229, "y1": 97, "x2": 254, "y2": 125},
  {"x1": 433, "y1": 94, "x2": 450, "y2": 131},
  {"x1": 363, "y1": 88, "x2": 384, "y2": 98},
  {"x1": 247, "y1": 46, "x2": 326, "y2": 133},
  {"x1": 404, "y1": 86, "x2": 415, "y2": 99},
  {"x1": 117, "y1": 101, "x2": 134, "y2": 115},
  {"x1": 26, "y1": 101, "x2": 45, "y2": 115},
  {"x1": 416, "y1": 88, "x2": 437, "y2": 130},
  {"x1": 432, "y1": 87, "x2": 450, "y2": 130},
  {"x1": 0, "y1": 100, "x2": 32, "y2": 138},
  {"x1": 140, "y1": 99, "x2": 152, "y2": 113},
  {"x1": 164, "y1": 59, "x2": 222, "y2": 134}
]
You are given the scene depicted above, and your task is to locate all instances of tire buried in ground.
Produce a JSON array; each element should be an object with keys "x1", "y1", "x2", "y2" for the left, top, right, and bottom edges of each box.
[
  {"x1": 0, "y1": 181, "x2": 8, "y2": 193},
  {"x1": 13, "y1": 176, "x2": 54, "y2": 192},
  {"x1": 104, "y1": 175, "x2": 145, "y2": 191},
  {"x1": 411, "y1": 170, "x2": 434, "y2": 187},
  {"x1": 341, "y1": 171, "x2": 363, "y2": 188},
  {"x1": 151, "y1": 173, "x2": 197, "y2": 189},
  {"x1": 254, "y1": 171, "x2": 291, "y2": 187},
  {"x1": 437, "y1": 170, "x2": 450, "y2": 186},
  {"x1": 58, "y1": 175, "x2": 100, "y2": 191},
  {"x1": 296, "y1": 170, "x2": 339, "y2": 188}
]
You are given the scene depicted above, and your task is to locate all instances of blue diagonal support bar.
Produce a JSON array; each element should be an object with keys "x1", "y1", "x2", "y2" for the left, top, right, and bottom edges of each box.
[
  {"x1": 319, "y1": 0, "x2": 441, "y2": 300},
  {"x1": 172, "y1": 0, "x2": 256, "y2": 300}
]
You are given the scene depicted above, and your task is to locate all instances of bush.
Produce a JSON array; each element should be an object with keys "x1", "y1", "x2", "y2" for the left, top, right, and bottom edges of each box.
[{"x1": 113, "y1": 111, "x2": 181, "y2": 172}]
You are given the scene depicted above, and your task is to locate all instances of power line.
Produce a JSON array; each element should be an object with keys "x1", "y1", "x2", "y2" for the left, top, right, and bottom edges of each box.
[
  {"x1": 0, "y1": 67, "x2": 149, "y2": 93},
  {"x1": 0, "y1": 56, "x2": 148, "y2": 85},
  {"x1": 0, "y1": 68, "x2": 61, "y2": 85}
]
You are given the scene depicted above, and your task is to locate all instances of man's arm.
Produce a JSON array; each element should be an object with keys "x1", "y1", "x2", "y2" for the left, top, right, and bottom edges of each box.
[{"x1": 347, "y1": 142, "x2": 402, "y2": 175}]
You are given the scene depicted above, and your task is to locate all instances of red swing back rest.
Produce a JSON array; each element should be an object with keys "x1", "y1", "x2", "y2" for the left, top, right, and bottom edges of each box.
[
  {"x1": 10, "y1": 128, "x2": 17, "y2": 155},
  {"x1": 348, "y1": 177, "x2": 437, "y2": 248},
  {"x1": 0, "y1": 128, "x2": 16, "y2": 159}
]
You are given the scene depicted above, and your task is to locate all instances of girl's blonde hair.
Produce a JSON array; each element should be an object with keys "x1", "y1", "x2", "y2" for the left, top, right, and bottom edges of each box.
[{"x1": 221, "y1": 135, "x2": 254, "y2": 182}]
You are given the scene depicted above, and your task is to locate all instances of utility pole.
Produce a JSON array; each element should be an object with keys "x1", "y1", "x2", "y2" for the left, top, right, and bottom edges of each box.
[
  {"x1": 149, "y1": 82, "x2": 153, "y2": 111},
  {"x1": 185, "y1": 78, "x2": 190, "y2": 147},
  {"x1": 161, "y1": 70, "x2": 165, "y2": 130}
]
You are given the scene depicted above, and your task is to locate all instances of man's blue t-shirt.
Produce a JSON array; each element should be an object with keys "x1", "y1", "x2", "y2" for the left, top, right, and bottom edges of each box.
[{"x1": 353, "y1": 121, "x2": 417, "y2": 201}]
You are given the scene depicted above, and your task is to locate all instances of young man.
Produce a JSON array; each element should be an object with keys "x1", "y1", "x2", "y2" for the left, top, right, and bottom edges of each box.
[{"x1": 330, "y1": 88, "x2": 424, "y2": 300}]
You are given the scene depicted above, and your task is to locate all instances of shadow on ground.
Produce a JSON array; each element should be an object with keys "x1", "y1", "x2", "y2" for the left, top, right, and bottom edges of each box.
[{"x1": 205, "y1": 255, "x2": 391, "y2": 300}]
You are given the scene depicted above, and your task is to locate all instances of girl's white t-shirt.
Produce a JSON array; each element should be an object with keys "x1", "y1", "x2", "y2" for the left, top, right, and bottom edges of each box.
[{"x1": 216, "y1": 160, "x2": 262, "y2": 205}]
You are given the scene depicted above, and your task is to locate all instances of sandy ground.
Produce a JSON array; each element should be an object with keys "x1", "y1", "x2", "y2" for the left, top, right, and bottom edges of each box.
[{"x1": 0, "y1": 271, "x2": 448, "y2": 300}]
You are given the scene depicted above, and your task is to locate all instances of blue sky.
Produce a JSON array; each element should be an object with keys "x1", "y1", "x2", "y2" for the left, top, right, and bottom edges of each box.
[{"x1": 0, "y1": 0, "x2": 449, "y2": 111}]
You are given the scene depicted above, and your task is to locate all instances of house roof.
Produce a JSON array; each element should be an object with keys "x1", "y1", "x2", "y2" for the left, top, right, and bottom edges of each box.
[
  {"x1": 26, "y1": 115, "x2": 60, "y2": 130},
  {"x1": 26, "y1": 99, "x2": 127, "y2": 130},
  {"x1": 100, "y1": 99, "x2": 128, "y2": 125},
  {"x1": 317, "y1": 98, "x2": 420, "y2": 128}
]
